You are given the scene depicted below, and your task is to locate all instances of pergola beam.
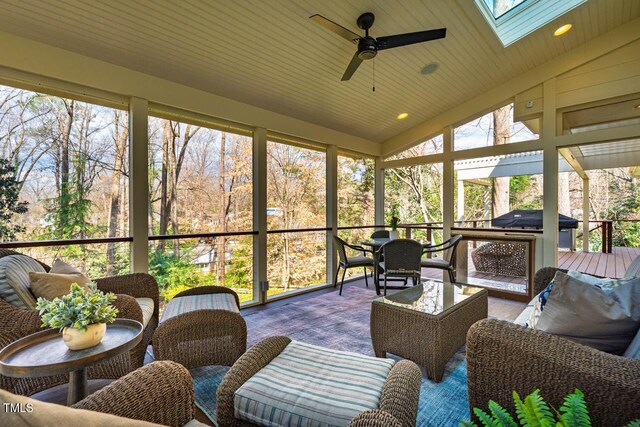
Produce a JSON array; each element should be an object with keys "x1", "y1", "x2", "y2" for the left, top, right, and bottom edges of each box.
[{"x1": 558, "y1": 148, "x2": 588, "y2": 179}]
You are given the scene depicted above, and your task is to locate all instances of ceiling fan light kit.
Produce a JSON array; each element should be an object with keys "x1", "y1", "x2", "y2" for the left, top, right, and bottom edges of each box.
[{"x1": 310, "y1": 12, "x2": 447, "y2": 82}]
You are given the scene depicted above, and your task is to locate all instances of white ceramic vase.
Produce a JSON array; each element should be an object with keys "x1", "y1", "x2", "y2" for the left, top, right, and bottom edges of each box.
[
  {"x1": 389, "y1": 230, "x2": 400, "y2": 240},
  {"x1": 62, "y1": 323, "x2": 106, "y2": 350}
]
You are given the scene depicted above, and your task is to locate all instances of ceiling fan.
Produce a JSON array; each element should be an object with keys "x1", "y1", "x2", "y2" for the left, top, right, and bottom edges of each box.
[{"x1": 310, "y1": 12, "x2": 446, "y2": 81}]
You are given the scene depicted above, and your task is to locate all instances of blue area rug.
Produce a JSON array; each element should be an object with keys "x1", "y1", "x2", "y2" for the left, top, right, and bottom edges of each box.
[{"x1": 191, "y1": 285, "x2": 470, "y2": 426}]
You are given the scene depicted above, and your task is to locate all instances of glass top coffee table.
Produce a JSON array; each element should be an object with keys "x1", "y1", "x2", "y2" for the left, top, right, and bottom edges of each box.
[{"x1": 370, "y1": 279, "x2": 488, "y2": 382}]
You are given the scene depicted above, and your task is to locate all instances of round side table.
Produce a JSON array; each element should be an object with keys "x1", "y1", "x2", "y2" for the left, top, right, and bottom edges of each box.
[{"x1": 0, "y1": 319, "x2": 142, "y2": 405}]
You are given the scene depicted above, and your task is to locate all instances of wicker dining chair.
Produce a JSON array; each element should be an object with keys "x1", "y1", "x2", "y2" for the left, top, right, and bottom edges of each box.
[
  {"x1": 378, "y1": 239, "x2": 423, "y2": 296},
  {"x1": 421, "y1": 234, "x2": 463, "y2": 283},
  {"x1": 370, "y1": 229, "x2": 390, "y2": 239},
  {"x1": 333, "y1": 235, "x2": 374, "y2": 295}
]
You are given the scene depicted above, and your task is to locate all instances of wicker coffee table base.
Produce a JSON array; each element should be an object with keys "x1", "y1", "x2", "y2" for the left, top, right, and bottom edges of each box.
[{"x1": 371, "y1": 289, "x2": 488, "y2": 382}]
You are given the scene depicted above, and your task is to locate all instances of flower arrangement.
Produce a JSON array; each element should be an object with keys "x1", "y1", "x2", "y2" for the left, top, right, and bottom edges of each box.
[
  {"x1": 389, "y1": 205, "x2": 401, "y2": 231},
  {"x1": 36, "y1": 283, "x2": 118, "y2": 332}
]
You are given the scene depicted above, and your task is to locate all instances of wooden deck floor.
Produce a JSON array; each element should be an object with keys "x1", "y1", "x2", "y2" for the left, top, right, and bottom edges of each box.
[
  {"x1": 419, "y1": 246, "x2": 639, "y2": 293},
  {"x1": 558, "y1": 247, "x2": 640, "y2": 278}
]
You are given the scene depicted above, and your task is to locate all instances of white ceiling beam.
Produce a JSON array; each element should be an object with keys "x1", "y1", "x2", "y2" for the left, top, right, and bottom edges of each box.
[{"x1": 382, "y1": 16, "x2": 640, "y2": 157}]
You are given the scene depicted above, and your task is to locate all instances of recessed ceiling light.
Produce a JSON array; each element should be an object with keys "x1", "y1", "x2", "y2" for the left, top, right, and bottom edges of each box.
[
  {"x1": 397, "y1": 113, "x2": 409, "y2": 120},
  {"x1": 421, "y1": 63, "x2": 439, "y2": 75},
  {"x1": 634, "y1": 104, "x2": 640, "y2": 110},
  {"x1": 554, "y1": 24, "x2": 572, "y2": 36}
]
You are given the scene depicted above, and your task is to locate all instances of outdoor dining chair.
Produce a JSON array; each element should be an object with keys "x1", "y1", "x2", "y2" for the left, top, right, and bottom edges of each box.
[
  {"x1": 333, "y1": 235, "x2": 375, "y2": 295},
  {"x1": 378, "y1": 239, "x2": 423, "y2": 296},
  {"x1": 370, "y1": 229, "x2": 390, "y2": 239},
  {"x1": 421, "y1": 234, "x2": 463, "y2": 283}
]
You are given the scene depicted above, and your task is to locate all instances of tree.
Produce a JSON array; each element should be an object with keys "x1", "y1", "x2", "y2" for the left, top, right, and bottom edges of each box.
[
  {"x1": 492, "y1": 105, "x2": 510, "y2": 217},
  {"x1": 0, "y1": 159, "x2": 28, "y2": 241},
  {"x1": 106, "y1": 111, "x2": 128, "y2": 275}
]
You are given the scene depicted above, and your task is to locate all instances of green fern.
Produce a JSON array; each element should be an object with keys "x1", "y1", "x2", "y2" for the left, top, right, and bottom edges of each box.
[
  {"x1": 488, "y1": 400, "x2": 518, "y2": 427},
  {"x1": 557, "y1": 389, "x2": 590, "y2": 427},
  {"x1": 461, "y1": 388, "x2": 636, "y2": 427},
  {"x1": 524, "y1": 390, "x2": 555, "y2": 427},
  {"x1": 474, "y1": 407, "x2": 500, "y2": 427}
]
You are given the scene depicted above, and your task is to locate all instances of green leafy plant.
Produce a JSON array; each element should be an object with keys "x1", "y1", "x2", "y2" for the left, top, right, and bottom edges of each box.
[
  {"x1": 461, "y1": 389, "x2": 639, "y2": 427},
  {"x1": 36, "y1": 283, "x2": 118, "y2": 331},
  {"x1": 388, "y1": 205, "x2": 401, "y2": 231}
]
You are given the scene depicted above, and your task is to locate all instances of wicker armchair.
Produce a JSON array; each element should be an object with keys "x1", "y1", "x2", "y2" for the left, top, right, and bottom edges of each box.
[
  {"x1": 216, "y1": 336, "x2": 422, "y2": 427},
  {"x1": 466, "y1": 267, "x2": 640, "y2": 426},
  {"x1": 1, "y1": 361, "x2": 196, "y2": 427},
  {"x1": 471, "y1": 241, "x2": 527, "y2": 277},
  {"x1": 0, "y1": 249, "x2": 159, "y2": 396}
]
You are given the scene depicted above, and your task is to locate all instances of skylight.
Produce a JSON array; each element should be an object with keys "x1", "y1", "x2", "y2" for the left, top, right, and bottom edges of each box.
[
  {"x1": 482, "y1": 0, "x2": 528, "y2": 19},
  {"x1": 475, "y1": 0, "x2": 587, "y2": 46}
]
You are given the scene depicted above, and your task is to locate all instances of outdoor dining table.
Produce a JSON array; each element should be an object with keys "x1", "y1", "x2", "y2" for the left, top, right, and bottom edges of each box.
[{"x1": 360, "y1": 238, "x2": 433, "y2": 295}]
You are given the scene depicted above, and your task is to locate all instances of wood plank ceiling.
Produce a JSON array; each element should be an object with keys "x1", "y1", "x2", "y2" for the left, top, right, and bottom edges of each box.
[{"x1": 0, "y1": 0, "x2": 638, "y2": 143}]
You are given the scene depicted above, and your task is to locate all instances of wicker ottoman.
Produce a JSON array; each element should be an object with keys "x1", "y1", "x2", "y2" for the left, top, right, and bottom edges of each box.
[
  {"x1": 216, "y1": 336, "x2": 422, "y2": 427},
  {"x1": 371, "y1": 280, "x2": 488, "y2": 382},
  {"x1": 152, "y1": 286, "x2": 247, "y2": 368}
]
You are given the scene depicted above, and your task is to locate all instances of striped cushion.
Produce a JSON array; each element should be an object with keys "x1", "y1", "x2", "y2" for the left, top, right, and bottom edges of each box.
[
  {"x1": 135, "y1": 297, "x2": 155, "y2": 328},
  {"x1": 234, "y1": 341, "x2": 395, "y2": 427},
  {"x1": 160, "y1": 293, "x2": 239, "y2": 323},
  {"x1": 0, "y1": 255, "x2": 45, "y2": 309}
]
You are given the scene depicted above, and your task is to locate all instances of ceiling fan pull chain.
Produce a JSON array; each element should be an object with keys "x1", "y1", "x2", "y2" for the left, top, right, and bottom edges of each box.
[{"x1": 372, "y1": 58, "x2": 376, "y2": 92}]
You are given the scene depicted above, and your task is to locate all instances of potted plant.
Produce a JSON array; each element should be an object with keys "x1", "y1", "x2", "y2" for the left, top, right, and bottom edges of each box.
[
  {"x1": 36, "y1": 283, "x2": 119, "y2": 350},
  {"x1": 389, "y1": 205, "x2": 401, "y2": 240}
]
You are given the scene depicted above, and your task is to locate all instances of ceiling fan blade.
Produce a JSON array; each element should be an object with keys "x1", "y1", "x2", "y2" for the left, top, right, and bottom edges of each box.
[
  {"x1": 341, "y1": 52, "x2": 363, "y2": 81},
  {"x1": 377, "y1": 28, "x2": 446, "y2": 51},
  {"x1": 309, "y1": 14, "x2": 360, "y2": 44}
]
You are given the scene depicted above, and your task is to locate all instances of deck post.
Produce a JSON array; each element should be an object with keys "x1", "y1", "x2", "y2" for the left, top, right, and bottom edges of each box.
[
  {"x1": 326, "y1": 145, "x2": 338, "y2": 286},
  {"x1": 128, "y1": 97, "x2": 149, "y2": 273},
  {"x1": 253, "y1": 127, "x2": 268, "y2": 304},
  {"x1": 375, "y1": 157, "x2": 385, "y2": 227},
  {"x1": 542, "y1": 79, "x2": 559, "y2": 267},
  {"x1": 582, "y1": 176, "x2": 589, "y2": 252},
  {"x1": 443, "y1": 127, "x2": 455, "y2": 282},
  {"x1": 457, "y1": 180, "x2": 465, "y2": 225}
]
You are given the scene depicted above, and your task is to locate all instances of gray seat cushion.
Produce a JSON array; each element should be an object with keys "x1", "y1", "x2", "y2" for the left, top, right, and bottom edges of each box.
[
  {"x1": 344, "y1": 256, "x2": 373, "y2": 267},
  {"x1": 160, "y1": 293, "x2": 239, "y2": 323},
  {"x1": 135, "y1": 297, "x2": 155, "y2": 328},
  {"x1": 421, "y1": 258, "x2": 451, "y2": 269},
  {"x1": 234, "y1": 340, "x2": 394, "y2": 427}
]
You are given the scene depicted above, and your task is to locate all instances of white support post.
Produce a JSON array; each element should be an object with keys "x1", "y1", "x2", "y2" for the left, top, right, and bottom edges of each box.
[
  {"x1": 457, "y1": 180, "x2": 465, "y2": 224},
  {"x1": 442, "y1": 127, "x2": 454, "y2": 241},
  {"x1": 128, "y1": 97, "x2": 149, "y2": 273},
  {"x1": 374, "y1": 157, "x2": 385, "y2": 226},
  {"x1": 583, "y1": 176, "x2": 590, "y2": 252},
  {"x1": 483, "y1": 186, "x2": 491, "y2": 221},
  {"x1": 542, "y1": 79, "x2": 559, "y2": 267},
  {"x1": 253, "y1": 127, "x2": 268, "y2": 304},
  {"x1": 443, "y1": 127, "x2": 455, "y2": 282},
  {"x1": 326, "y1": 145, "x2": 338, "y2": 285}
]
